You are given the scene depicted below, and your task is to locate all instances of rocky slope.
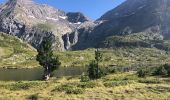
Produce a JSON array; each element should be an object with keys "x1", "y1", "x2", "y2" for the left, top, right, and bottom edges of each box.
[
  {"x1": 70, "y1": 0, "x2": 170, "y2": 49},
  {"x1": 2, "y1": 0, "x2": 170, "y2": 50},
  {"x1": 0, "y1": 0, "x2": 93, "y2": 50}
]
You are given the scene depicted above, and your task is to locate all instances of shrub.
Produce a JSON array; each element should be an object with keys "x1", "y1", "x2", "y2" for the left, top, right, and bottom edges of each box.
[
  {"x1": 88, "y1": 49, "x2": 105, "y2": 80},
  {"x1": 77, "y1": 81, "x2": 97, "y2": 88},
  {"x1": 124, "y1": 75, "x2": 139, "y2": 81},
  {"x1": 138, "y1": 78, "x2": 162, "y2": 84},
  {"x1": 167, "y1": 70, "x2": 170, "y2": 76},
  {"x1": 153, "y1": 66, "x2": 167, "y2": 76},
  {"x1": 104, "y1": 80, "x2": 132, "y2": 87},
  {"x1": 10, "y1": 83, "x2": 31, "y2": 90},
  {"x1": 137, "y1": 68, "x2": 150, "y2": 78},
  {"x1": 80, "y1": 73, "x2": 90, "y2": 82},
  {"x1": 55, "y1": 84, "x2": 84, "y2": 94},
  {"x1": 28, "y1": 94, "x2": 38, "y2": 100},
  {"x1": 88, "y1": 61, "x2": 104, "y2": 79},
  {"x1": 106, "y1": 67, "x2": 118, "y2": 74},
  {"x1": 163, "y1": 64, "x2": 170, "y2": 76},
  {"x1": 163, "y1": 64, "x2": 170, "y2": 71}
]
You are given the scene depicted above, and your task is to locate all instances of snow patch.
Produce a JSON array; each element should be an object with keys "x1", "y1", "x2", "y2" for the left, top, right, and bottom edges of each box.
[
  {"x1": 28, "y1": 15, "x2": 35, "y2": 19},
  {"x1": 59, "y1": 16, "x2": 67, "y2": 19},
  {"x1": 138, "y1": 5, "x2": 146, "y2": 9},
  {"x1": 98, "y1": 20, "x2": 104, "y2": 24},
  {"x1": 74, "y1": 22, "x2": 82, "y2": 25},
  {"x1": 46, "y1": 17, "x2": 59, "y2": 21},
  {"x1": 69, "y1": 22, "x2": 82, "y2": 25}
]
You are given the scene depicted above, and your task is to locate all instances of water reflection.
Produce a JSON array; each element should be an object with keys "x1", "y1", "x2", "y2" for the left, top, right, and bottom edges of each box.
[{"x1": 0, "y1": 67, "x2": 86, "y2": 81}]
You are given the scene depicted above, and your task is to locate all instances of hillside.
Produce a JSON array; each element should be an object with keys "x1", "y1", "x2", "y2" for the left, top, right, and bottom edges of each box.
[
  {"x1": 1, "y1": 31, "x2": 170, "y2": 69},
  {"x1": 70, "y1": 0, "x2": 170, "y2": 50},
  {"x1": 1, "y1": 0, "x2": 170, "y2": 99},
  {"x1": 0, "y1": 32, "x2": 38, "y2": 68},
  {"x1": 0, "y1": 0, "x2": 94, "y2": 51}
]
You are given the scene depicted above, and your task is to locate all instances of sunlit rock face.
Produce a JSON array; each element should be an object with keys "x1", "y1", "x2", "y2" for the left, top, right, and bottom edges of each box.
[
  {"x1": 70, "y1": 0, "x2": 170, "y2": 49},
  {"x1": 1, "y1": 0, "x2": 170, "y2": 50},
  {"x1": 0, "y1": 0, "x2": 92, "y2": 50}
]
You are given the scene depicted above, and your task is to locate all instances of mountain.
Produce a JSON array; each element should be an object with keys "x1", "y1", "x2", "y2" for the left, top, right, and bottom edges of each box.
[
  {"x1": 68, "y1": 0, "x2": 170, "y2": 49},
  {"x1": 0, "y1": 0, "x2": 93, "y2": 51},
  {"x1": 1, "y1": 0, "x2": 170, "y2": 50}
]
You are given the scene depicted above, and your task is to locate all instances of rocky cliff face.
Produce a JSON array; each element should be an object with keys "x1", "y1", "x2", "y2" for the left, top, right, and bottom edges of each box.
[
  {"x1": 0, "y1": 0, "x2": 92, "y2": 50},
  {"x1": 2, "y1": 0, "x2": 170, "y2": 50},
  {"x1": 70, "y1": 0, "x2": 170, "y2": 49}
]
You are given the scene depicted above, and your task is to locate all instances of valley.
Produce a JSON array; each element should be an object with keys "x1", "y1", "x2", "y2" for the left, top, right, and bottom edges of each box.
[{"x1": 1, "y1": 0, "x2": 170, "y2": 99}]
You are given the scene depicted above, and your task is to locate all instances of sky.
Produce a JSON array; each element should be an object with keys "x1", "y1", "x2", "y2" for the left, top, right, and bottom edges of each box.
[{"x1": 0, "y1": 0, "x2": 125, "y2": 20}]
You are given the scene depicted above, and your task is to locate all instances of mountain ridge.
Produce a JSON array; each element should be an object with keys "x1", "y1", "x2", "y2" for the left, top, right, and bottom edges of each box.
[
  {"x1": 1, "y1": 0, "x2": 170, "y2": 51},
  {"x1": 67, "y1": 0, "x2": 170, "y2": 50},
  {"x1": 0, "y1": 0, "x2": 94, "y2": 51}
]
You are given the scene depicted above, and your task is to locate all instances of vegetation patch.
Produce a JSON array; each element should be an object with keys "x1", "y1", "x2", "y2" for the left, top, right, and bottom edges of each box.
[
  {"x1": 146, "y1": 86, "x2": 170, "y2": 93},
  {"x1": 54, "y1": 84, "x2": 84, "y2": 94},
  {"x1": 77, "y1": 81, "x2": 98, "y2": 88},
  {"x1": 27, "y1": 94, "x2": 39, "y2": 100},
  {"x1": 0, "y1": 32, "x2": 38, "y2": 68},
  {"x1": 7, "y1": 81, "x2": 40, "y2": 91},
  {"x1": 104, "y1": 80, "x2": 133, "y2": 87},
  {"x1": 138, "y1": 78, "x2": 162, "y2": 84}
]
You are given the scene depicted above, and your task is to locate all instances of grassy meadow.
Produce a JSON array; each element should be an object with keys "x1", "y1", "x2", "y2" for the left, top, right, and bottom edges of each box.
[
  {"x1": 1, "y1": 72, "x2": 170, "y2": 99},
  {"x1": 1, "y1": 32, "x2": 170, "y2": 99}
]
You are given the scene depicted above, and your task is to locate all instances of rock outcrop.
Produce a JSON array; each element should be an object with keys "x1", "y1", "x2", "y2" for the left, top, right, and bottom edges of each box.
[
  {"x1": 2, "y1": 0, "x2": 170, "y2": 50},
  {"x1": 0, "y1": 0, "x2": 92, "y2": 50},
  {"x1": 70, "y1": 0, "x2": 170, "y2": 49}
]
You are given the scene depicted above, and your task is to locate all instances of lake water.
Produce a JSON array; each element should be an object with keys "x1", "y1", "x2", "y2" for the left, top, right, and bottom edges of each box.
[{"x1": 0, "y1": 67, "x2": 86, "y2": 81}]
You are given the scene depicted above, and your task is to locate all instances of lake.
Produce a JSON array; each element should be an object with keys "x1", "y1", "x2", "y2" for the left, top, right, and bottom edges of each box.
[{"x1": 0, "y1": 67, "x2": 86, "y2": 81}]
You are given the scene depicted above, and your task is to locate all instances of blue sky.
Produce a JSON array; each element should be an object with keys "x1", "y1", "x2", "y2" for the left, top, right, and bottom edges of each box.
[{"x1": 0, "y1": 0, "x2": 125, "y2": 20}]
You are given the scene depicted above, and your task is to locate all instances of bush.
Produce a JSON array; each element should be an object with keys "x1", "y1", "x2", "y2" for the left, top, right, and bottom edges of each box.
[
  {"x1": 163, "y1": 64, "x2": 170, "y2": 76},
  {"x1": 28, "y1": 94, "x2": 38, "y2": 100},
  {"x1": 88, "y1": 61, "x2": 104, "y2": 79},
  {"x1": 55, "y1": 84, "x2": 84, "y2": 94},
  {"x1": 10, "y1": 82, "x2": 33, "y2": 90},
  {"x1": 77, "y1": 81, "x2": 97, "y2": 88},
  {"x1": 163, "y1": 64, "x2": 170, "y2": 71},
  {"x1": 138, "y1": 78, "x2": 162, "y2": 84},
  {"x1": 167, "y1": 70, "x2": 170, "y2": 76},
  {"x1": 104, "y1": 80, "x2": 132, "y2": 87},
  {"x1": 80, "y1": 73, "x2": 90, "y2": 82},
  {"x1": 106, "y1": 67, "x2": 118, "y2": 74},
  {"x1": 153, "y1": 66, "x2": 167, "y2": 76},
  {"x1": 137, "y1": 68, "x2": 150, "y2": 78}
]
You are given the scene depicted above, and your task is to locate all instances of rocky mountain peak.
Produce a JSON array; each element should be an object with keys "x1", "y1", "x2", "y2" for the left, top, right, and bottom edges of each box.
[
  {"x1": 66, "y1": 12, "x2": 90, "y2": 23},
  {"x1": 5, "y1": 0, "x2": 34, "y2": 8},
  {"x1": 69, "y1": 0, "x2": 170, "y2": 50},
  {"x1": 7, "y1": 0, "x2": 34, "y2": 4},
  {"x1": 0, "y1": 0, "x2": 93, "y2": 51}
]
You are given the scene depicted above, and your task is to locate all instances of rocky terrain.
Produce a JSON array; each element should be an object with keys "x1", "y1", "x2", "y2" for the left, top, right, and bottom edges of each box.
[
  {"x1": 0, "y1": 0, "x2": 94, "y2": 51},
  {"x1": 1, "y1": 0, "x2": 170, "y2": 51},
  {"x1": 69, "y1": 0, "x2": 170, "y2": 49}
]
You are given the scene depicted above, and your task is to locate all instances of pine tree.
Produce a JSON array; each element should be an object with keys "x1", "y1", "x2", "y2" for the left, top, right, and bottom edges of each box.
[
  {"x1": 88, "y1": 49, "x2": 103, "y2": 79},
  {"x1": 36, "y1": 37, "x2": 61, "y2": 80}
]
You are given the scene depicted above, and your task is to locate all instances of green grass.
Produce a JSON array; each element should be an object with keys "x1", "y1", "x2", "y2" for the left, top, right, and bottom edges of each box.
[
  {"x1": 1, "y1": 32, "x2": 170, "y2": 70},
  {"x1": 2, "y1": 31, "x2": 170, "y2": 69},
  {"x1": 0, "y1": 32, "x2": 39, "y2": 68},
  {"x1": 0, "y1": 72, "x2": 170, "y2": 99},
  {"x1": 53, "y1": 47, "x2": 170, "y2": 71}
]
